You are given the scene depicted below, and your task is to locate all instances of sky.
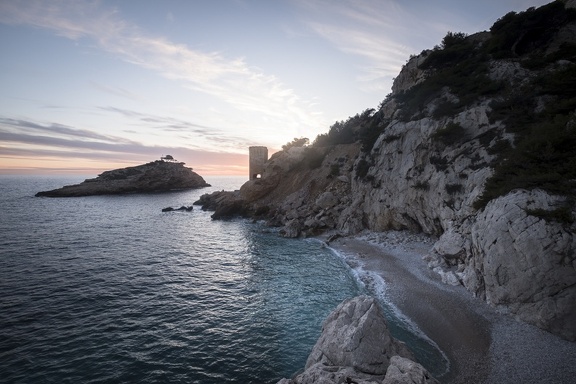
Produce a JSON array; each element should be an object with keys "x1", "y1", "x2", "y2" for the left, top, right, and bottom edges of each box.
[{"x1": 0, "y1": 0, "x2": 552, "y2": 176}]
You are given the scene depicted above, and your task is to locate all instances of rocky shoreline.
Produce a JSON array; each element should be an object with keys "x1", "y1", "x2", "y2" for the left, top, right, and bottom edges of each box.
[
  {"x1": 192, "y1": 2, "x2": 576, "y2": 341},
  {"x1": 276, "y1": 230, "x2": 576, "y2": 384},
  {"x1": 35, "y1": 160, "x2": 210, "y2": 197}
]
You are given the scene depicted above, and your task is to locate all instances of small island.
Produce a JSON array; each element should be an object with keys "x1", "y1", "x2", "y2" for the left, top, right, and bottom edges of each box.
[{"x1": 35, "y1": 157, "x2": 211, "y2": 197}]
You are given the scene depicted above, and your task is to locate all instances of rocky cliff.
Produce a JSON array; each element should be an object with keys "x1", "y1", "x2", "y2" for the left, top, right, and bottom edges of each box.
[
  {"x1": 196, "y1": 1, "x2": 576, "y2": 341},
  {"x1": 36, "y1": 160, "x2": 210, "y2": 197}
]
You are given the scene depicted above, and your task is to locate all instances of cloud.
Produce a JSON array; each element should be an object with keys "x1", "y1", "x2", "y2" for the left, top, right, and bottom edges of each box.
[
  {"x1": 0, "y1": 0, "x2": 325, "y2": 132},
  {"x1": 90, "y1": 82, "x2": 144, "y2": 102},
  {"x1": 0, "y1": 116, "x2": 248, "y2": 173},
  {"x1": 0, "y1": 117, "x2": 148, "y2": 153},
  {"x1": 97, "y1": 106, "x2": 255, "y2": 151},
  {"x1": 295, "y1": 0, "x2": 416, "y2": 92},
  {"x1": 0, "y1": 117, "x2": 136, "y2": 144}
]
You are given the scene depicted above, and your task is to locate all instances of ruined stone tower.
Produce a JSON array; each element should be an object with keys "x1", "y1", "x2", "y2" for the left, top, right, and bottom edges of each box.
[{"x1": 249, "y1": 146, "x2": 268, "y2": 180}]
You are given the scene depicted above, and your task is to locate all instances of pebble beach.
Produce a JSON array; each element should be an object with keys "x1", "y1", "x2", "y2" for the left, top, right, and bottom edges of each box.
[{"x1": 328, "y1": 231, "x2": 576, "y2": 384}]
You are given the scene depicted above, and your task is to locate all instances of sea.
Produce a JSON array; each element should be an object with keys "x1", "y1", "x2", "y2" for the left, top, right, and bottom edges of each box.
[{"x1": 0, "y1": 175, "x2": 447, "y2": 383}]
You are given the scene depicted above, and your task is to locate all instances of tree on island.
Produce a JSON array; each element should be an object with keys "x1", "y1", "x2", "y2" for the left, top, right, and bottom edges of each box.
[{"x1": 161, "y1": 155, "x2": 176, "y2": 162}]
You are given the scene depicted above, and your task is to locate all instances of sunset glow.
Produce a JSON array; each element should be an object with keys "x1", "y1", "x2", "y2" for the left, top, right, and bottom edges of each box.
[{"x1": 0, "y1": 0, "x2": 550, "y2": 176}]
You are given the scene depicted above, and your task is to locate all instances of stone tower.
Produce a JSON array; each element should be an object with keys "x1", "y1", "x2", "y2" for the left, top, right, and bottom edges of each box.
[{"x1": 249, "y1": 146, "x2": 268, "y2": 180}]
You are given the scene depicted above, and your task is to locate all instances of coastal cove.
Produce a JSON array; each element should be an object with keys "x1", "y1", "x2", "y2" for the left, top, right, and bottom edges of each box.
[
  {"x1": 1, "y1": 175, "x2": 446, "y2": 383},
  {"x1": 326, "y1": 233, "x2": 576, "y2": 384}
]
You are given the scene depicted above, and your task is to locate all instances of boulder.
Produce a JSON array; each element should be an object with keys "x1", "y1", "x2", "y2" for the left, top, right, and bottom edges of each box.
[
  {"x1": 305, "y1": 296, "x2": 413, "y2": 375},
  {"x1": 383, "y1": 356, "x2": 439, "y2": 384},
  {"x1": 286, "y1": 363, "x2": 381, "y2": 384},
  {"x1": 279, "y1": 219, "x2": 302, "y2": 238},
  {"x1": 278, "y1": 296, "x2": 435, "y2": 384},
  {"x1": 470, "y1": 189, "x2": 576, "y2": 341},
  {"x1": 315, "y1": 191, "x2": 339, "y2": 210},
  {"x1": 433, "y1": 226, "x2": 467, "y2": 261},
  {"x1": 211, "y1": 199, "x2": 247, "y2": 219}
]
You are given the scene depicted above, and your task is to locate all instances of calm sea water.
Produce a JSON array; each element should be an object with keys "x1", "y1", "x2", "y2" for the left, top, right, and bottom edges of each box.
[{"x1": 0, "y1": 175, "x2": 446, "y2": 383}]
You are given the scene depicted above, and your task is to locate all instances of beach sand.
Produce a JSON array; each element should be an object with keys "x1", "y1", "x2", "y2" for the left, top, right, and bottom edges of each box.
[{"x1": 327, "y1": 231, "x2": 576, "y2": 384}]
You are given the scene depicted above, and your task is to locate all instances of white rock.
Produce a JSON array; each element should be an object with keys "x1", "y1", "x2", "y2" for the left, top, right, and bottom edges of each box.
[
  {"x1": 471, "y1": 189, "x2": 576, "y2": 341},
  {"x1": 383, "y1": 356, "x2": 439, "y2": 384}
]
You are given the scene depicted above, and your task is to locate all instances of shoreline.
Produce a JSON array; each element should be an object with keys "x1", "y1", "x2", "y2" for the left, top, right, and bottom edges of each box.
[{"x1": 324, "y1": 230, "x2": 576, "y2": 384}]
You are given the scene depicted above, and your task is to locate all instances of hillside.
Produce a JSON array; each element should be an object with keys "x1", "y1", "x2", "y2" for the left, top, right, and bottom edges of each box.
[
  {"x1": 196, "y1": 0, "x2": 576, "y2": 341},
  {"x1": 36, "y1": 159, "x2": 210, "y2": 197}
]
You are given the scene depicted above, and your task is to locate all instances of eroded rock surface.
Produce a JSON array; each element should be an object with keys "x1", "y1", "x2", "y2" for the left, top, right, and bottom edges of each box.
[{"x1": 279, "y1": 296, "x2": 437, "y2": 384}]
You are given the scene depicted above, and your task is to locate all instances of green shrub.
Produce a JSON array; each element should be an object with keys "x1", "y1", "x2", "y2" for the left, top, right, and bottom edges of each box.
[
  {"x1": 429, "y1": 155, "x2": 449, "y2": 172},
  {"x1": 282, "y1": 137, "x2": 309, "y2": 150},
  {"x1": 487, "y1": 2, "x2": 576, "y2": 58},
  {"x1": 383, "y1": 134, "x2": 401, "y2": 143},
  {"x1": 413, "y1": 181, "x2": 430, "y2": 191},
  {"x1": 487, "y1": 138, "x2": 512, "y2": 155},
  {"x1": 298, "y1": 147, "x2": 326, "y2": 170},
  {"x1": 526, "y1": 206, "x2": 574, "y2": 224},
  {"x1": 420, "y1": 32, "x2": 472, "y2": 70},
  {"x1": 356, "y1": 115, "x2": 388, "y2": 152},
  {"x1": 313, "y1": 108, "x2": 376, "y2": 147},
  {"x1": 433, "y1": 100, "x2": 460, "y2": 118},
  {"x1": 355, "y1": 158, "x2": 371, "y2": 180},
  {"x1": 330, "y1": 164, "x2": 340, "y2": 176},
  {"x1": 474, "y1": 117, "x2": 576, "y2": 209},
  {"x1": 477, "y1": 54, "x2": 576, "y2": 211},
  {"x1": 431, "y1": 122, "x2": 466, "y2": 145},
  {"x1": 446, "y1": 183, "x2": 464, "y2": 195}
]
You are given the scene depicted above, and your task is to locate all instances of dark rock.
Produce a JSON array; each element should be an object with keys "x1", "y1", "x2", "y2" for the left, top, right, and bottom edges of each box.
[
  {"x1": 194, "y1": 190, "x2": 248, "y2": 219},
  {"x1": 162, "y1": 206, "x2": 193, "y2": 212}
]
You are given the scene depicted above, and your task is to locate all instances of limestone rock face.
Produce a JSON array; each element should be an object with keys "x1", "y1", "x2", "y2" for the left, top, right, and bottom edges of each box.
[
  {"x1": 391, "y1": 53, "x2": 429, "y2": 94},
  {"x1": 36, "y1": 161, "x2": 210, "y2": 197},
  {"x1": 278, "y1": 296, "x2": 435, "y2": 384},
  {"x1": 346, "y1": 102, "x2": 496, "y2": 237},
  {"x1": 470, "y1": 190, "x2": 576, "y2": 341}
]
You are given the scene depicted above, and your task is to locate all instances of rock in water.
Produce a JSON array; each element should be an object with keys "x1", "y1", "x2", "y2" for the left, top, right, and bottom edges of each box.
[
  {"x1": 35, "y1": 160, "x2": 210, "y2": 197},
  {"x1": 306, "y1": 296, "x2": 413, "y2": 375},
  {"x1": 279, "y1": 296, "x2": 437, "y2": 384}
]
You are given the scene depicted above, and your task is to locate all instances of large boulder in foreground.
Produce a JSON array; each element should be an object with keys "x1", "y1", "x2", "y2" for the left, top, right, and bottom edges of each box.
[
  {"x1": 279, "y1": 296, "x2": 438, "y2": 384},
  {"x1": 35, "y1": 160, "x2": 210, "y2": 197}
]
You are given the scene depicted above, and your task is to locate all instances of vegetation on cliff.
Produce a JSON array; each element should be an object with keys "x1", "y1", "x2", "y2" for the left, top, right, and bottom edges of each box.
[{"x1": 287, "y1": 0, "x2": 576, "y2": 221}]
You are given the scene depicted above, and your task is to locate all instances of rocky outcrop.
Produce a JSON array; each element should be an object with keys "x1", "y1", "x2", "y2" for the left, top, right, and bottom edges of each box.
[
  {"x1": 196, "y1": 2, "x2": 576, "y2": 341},
  {"x1": 36, "y1": 160, "x2": 210, "y2": 197},
  {"x1": 278, "y1": 296, "x2": 437, "y2": 384},
  {"x1": 193, "y1": 190, "x2": 250, "y2": 219},
  {"x1": 161, "y1": 206, "x2": 193, "y2": 212},
  {"x1": 471, "y1": 190, "x2": 576, "y2": 340},
  {"x1": 391, "y1": 53, "x2": 429, "y2": 95}
]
